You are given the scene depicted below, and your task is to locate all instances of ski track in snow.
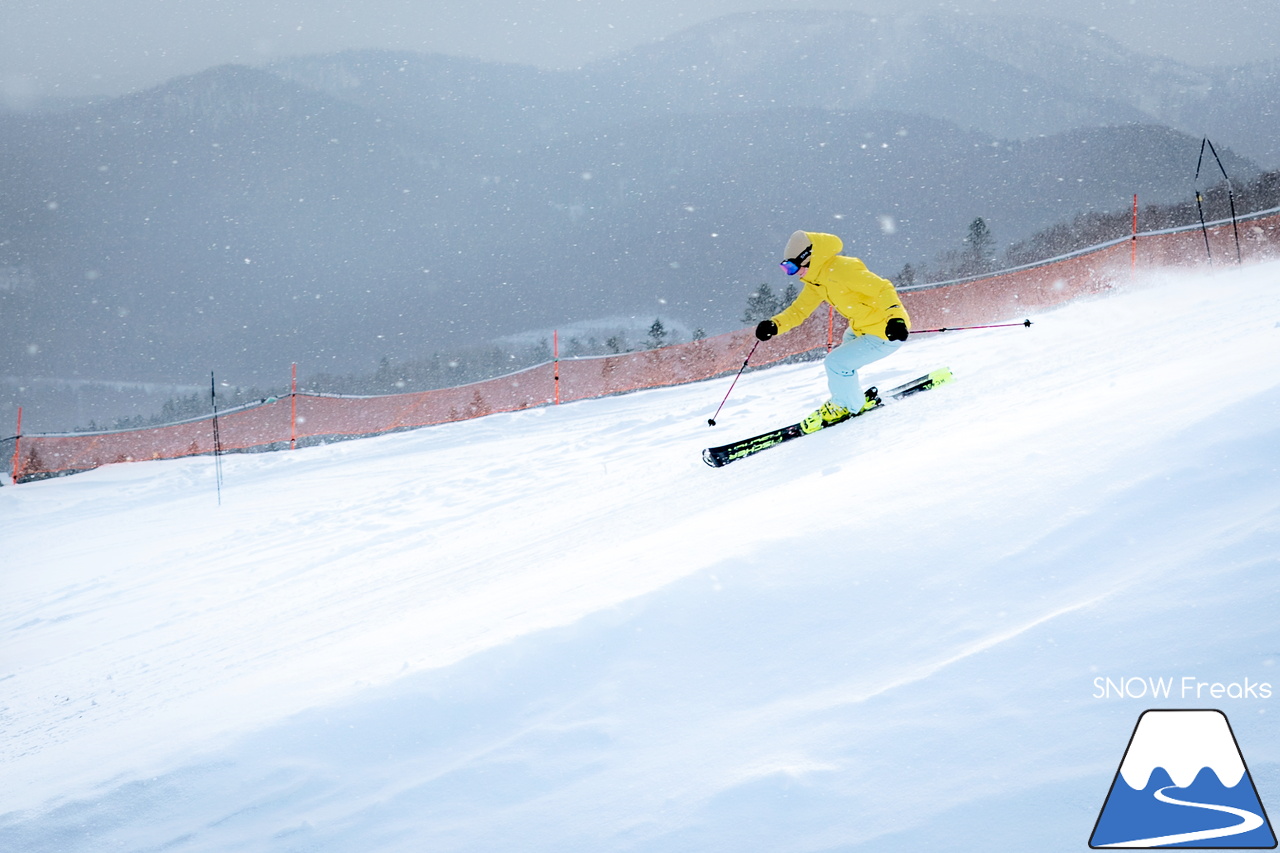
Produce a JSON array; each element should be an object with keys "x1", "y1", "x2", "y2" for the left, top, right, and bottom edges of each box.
[{"x1": 2, "y1": 262, "x2": 1280, "y2": 851}]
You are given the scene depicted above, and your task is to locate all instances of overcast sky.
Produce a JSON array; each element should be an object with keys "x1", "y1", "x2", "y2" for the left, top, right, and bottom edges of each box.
[{"x1": 3, "y1": 0, "x2": 1278, "y2": 103}]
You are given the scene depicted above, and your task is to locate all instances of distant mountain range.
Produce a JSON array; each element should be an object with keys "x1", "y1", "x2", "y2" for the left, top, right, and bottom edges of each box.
[
  {"x1": 2, "y1": 9, "x2": 1275, "y2": 430},
  {"x1": 566, "y1": 11, "x2": 1278, "y2": 162}
]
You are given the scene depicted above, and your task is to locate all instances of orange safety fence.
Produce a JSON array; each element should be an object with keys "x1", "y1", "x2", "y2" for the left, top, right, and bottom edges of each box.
[{"x1": 8, "y1": 208, "x2": 1279, "y2": 483}]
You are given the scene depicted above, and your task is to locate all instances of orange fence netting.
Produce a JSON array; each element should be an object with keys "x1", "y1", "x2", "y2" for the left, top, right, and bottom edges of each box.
[{"x1": 9, "y1": 210, "x2": 1279, "y2": 483}]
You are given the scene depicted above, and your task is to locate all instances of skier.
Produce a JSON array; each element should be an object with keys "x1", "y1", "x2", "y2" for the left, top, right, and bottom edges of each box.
[{"x1": 755, "y1": 230, "x2": 910, "y2": 433}]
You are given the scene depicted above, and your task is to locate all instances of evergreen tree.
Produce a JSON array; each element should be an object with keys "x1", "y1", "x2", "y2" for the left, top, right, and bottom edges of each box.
[
  {"x1": 781, "y1": 282, "x2": 798, "y2": 307},
  {"x1": 646, "y1": 318, "x2": 668, "y2": 349},
  {"x1": 964, "y1": 217, "x2": 996, "y2": 275},
  {"x1": 895, "y1": 263, "x2": 917, "y2": 288},
  {"x1": 743, "y1": 283, "x2": 780, "y2": 322}
]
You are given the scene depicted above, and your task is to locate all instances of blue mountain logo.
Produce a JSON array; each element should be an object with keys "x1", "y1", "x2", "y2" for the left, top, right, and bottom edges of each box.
[{"x1": 1091, "y1": 709, "x2": 1276, "y2": 848}]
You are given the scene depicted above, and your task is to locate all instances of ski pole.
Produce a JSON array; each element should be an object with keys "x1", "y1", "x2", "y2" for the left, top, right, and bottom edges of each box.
[
  {"x1": 707, "y1": 339, "x2": 760, "y2": 426},
  {"x1": 911, "y1": 319, "x2": 1032, "y2": 334}
]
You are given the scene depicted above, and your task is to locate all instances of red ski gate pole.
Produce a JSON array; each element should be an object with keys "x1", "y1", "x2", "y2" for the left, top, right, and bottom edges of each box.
[
  {"x1": 9, "y1": 406, "x2": 21, "y2": 485},
  {"x1": 290, "y1": 362, "x2": 298, "y2": 450}
]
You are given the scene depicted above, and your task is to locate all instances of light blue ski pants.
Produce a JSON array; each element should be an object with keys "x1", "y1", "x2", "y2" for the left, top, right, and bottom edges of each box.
[{"x1": 824, "y1": 329, "x2": 902, "y2": 410}]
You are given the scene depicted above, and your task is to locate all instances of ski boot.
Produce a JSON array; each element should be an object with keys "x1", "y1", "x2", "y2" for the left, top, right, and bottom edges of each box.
[
  {"x1": 858, "y1": 386, "x2": 882, "y2": 413},
  {"x1": 800, "y1": 400, "x2": 852, "y2": 434},
  {"x1": 799, "y1": 388, "x2": 881, "y2": 434}
]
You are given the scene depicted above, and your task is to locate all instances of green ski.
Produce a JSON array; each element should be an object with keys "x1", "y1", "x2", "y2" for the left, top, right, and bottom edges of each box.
[{"x1": 701, "y1": 368, "x2": 954, "y2": 468}]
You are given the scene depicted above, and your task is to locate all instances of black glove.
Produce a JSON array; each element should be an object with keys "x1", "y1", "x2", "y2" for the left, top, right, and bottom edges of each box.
[
  {"x1": 755, "y1": 319, "x2": 778, "y2": 341},
  {"x1": 885, "y1": 318, "x2": 908, "y2": 341}
]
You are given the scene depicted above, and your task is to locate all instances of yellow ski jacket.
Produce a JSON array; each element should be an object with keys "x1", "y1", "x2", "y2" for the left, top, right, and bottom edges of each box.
[{"x1": 771, "y1": 232, "x2": 910, "y2": 340}]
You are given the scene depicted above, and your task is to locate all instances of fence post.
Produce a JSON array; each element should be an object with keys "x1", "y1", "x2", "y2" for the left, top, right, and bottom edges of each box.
[
  {"x1": 290, "y1": 362, "x2": 298, "y2": 449},
  {"x1": 9, "y1": 406, "x2": 21, "y2": 485},
  {"x1": 554, "y1": 330, "x2": 560, "y2": 404},
  {"x1": 1131, "y1": 194, "x2": 1138, "y2": 276},
  {"x1": 827, "y1": 305, "x2": 836, "y2": 351}
]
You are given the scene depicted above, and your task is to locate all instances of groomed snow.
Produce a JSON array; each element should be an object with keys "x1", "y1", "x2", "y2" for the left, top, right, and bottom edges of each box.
[{"x1": 2, "y1": 262, "x2": 1279, "y2": 851}]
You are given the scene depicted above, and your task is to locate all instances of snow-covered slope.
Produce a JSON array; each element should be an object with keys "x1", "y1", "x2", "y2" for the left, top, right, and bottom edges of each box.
[{"x1": 3, "y1": 262, "x2": 1279, "y2": 851}]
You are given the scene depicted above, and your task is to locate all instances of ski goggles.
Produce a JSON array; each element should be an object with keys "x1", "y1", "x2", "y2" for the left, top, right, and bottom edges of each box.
[{"x1": 779, "y1": 244, "x2": 812, "y2": 275}]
